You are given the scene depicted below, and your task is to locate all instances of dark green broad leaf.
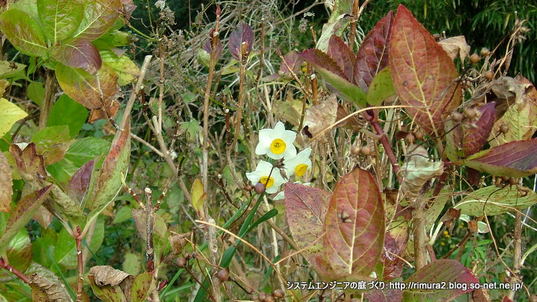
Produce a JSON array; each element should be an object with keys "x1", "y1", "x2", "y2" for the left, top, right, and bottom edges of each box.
[
  {"x1": 301, "y1": 49, "x2": 367, "y2": 107},
  {"x1": 37, "y1": 0, "x2": 85, "y2": 44},
  {"x1": 72, "y1": 0, "x2": 122, "y2": 41},
  {"x1": 84, "y1": 123, "x2": 130, "y2": 217},
  {"x1": 47, "y1": 137, "x2": 110, "y2": 184},
  {"x1": 27, "y1": 82, "x2": 45, "y2": 106},
  {"x1": 366, "y1": 67, "x2": 395, "y2": 106},
  {"x1": 462, "y1": 138, "x2": 537, "y2": 177},
  {"x1": 0, "y1": 9, "x2": 48, "y2": 57},
  {"x1": 454, "y1": 185, "x2": 537, "y2": 216},
  {"x1": 47, "y1": 95, "x2": 89, "y2": 137},
  {"x1": 403, "y1": 260, "x2": 478, "y2": 301},
  {"x1": 0, "y1": 185, "x2": 52, "y2": 254},
  {"x1": 93, "y1": 30, "x2": 131, "y2": 49},
  {"x1": 51, "y1": 39, "x2": 102, "y2": 74}
]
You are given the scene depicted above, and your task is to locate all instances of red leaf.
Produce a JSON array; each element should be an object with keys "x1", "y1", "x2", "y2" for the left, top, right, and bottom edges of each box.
[
  {"x1": 323, "y1": 168, "x2": 385, "y2": 279},
  {"x1": 284, "y1": 183, "x2": 337, "y2": 278},
  {"x1": 463, "y1": 138, "x2": 537, "y2": 177},
  {"x1": 389, "y1": 5, "x2": 461, "y2": 135},
  {"x1": 301, "y1": 49, "x2": 347, "y2": 80},
  {"x1": 327, "y1": 35, "x2": 355, "y2": 82},
  {"x1": 52, "y1": 39, "x2": 102, "y2": 74},
  {"x1": 354, "y1": 11, "x2": 394, "y2": 91},
  {"x1": 68, "y1": 160, "x2": 95, "y2": 203},
  {"x1": 364, "y1": 289, "x2": 402, "y2": 302},
  {"x1": 278, "y1": 51, "x2": 303, "y2": 75},
  {"x1": 228, "y1": 22, "x2": 254, "y2": 60},
  {"x1": 0, "y1": 152, "x2": 12, "y2": 212},
  {"x1": 463, "y1": 102, "x2": 496, "y2": 156},
  {"x1": 404, "y1": 259, "x2": 478, "y2": 301}
]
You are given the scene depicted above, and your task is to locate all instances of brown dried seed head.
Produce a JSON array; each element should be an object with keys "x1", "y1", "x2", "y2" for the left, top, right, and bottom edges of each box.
[
  {"x1": 470, "y1": 53, "x2": 481, "y2": 64},
  {"x1": 484, "y1": 70, "x2": 494, "y2": 81},
  {"x1": 272, "y1": 289, "x2": 285, "y2": 298},
  {"x1": 451, "y1": 112, "x2": 463, "y2": 122},
  {"x1": 351, "y1": 146, "x2": 361, "y2": 155},
  {"x1": 480, "y1": 47, "x2": 491, "y2": 57},
  {"x1": 176, "y1": 257, "x2": 187, "y2": 267},
  {"x1": 360, "y1": 146, "x2": 371, "y2": 155},
  {"x1": 216, "y1": 269, "x2": 229, "y2": 281}
]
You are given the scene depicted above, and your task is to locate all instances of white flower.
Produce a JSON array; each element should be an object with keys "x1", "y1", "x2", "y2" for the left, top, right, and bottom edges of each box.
[
  {"x1": 245, "y1": 161, "x2": 285, "y2": 194},
  {"x1": 284, "y1": 148, "x2": 312, "y2": 178},
  {"x1": 255, "y1": 121, "x2": 297, "y2": 160}
]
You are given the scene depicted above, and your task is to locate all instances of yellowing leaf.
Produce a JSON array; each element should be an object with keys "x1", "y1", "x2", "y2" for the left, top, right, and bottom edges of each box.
[
  {"x1": 400, "y1": 145, "x2": 444, "y2": 200},
  {"x1": 0, "y1": 152, "x2": 12, "y2": 212},
  {"x1": 0, "y1": 98, "x2": 28, "y2": 138},
  {"x1": 191, "y1": 178, "x2": 206, "y2": 213}
]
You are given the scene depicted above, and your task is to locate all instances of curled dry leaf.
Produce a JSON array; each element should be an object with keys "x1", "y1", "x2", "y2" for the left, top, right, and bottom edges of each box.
[
  {"x1": 438, "y1": 35, "x2": 471, "y2": 62},
  {"x1": 89, "y1": 265, "x2": 131, "y2": 287},
  {"x1": 389, "y1": 5, "x2": 461, "y2": 135},
  {"x1": 303, "y1": 94, "x2": 338, "y2": 141},
  {"x1": 489, "y1": 76, "x2": 537, "y2": 147},
  {"x1": 0, "y1": 152, "x2": 12, "y2": 212},
  {"x1": 28, "y1": 263, "x2": 73, "y2": 302},
  {"x1": 400, "y1": 145, "x2": 444, "y2": 200}
]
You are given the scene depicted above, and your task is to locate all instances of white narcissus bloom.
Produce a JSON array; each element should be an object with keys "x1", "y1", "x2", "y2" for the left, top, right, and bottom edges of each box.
[
  {"x1": 255, "y1": 121, "x2": 297, "y2": 160},
  {"x1": 245, "y1": 161, "x2": 285, "y2": 194},
  {"x1": 284, "y1": 147, "x2": 312, "y2": 178}
]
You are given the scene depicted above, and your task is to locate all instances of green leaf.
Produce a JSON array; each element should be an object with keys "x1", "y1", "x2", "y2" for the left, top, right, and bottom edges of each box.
[
  {"x1": 93, "y1": 30, "x2": 131, "y2": 49},
  {"x1": 248, "y1": 209, "x2": 278, "y2": 232},
  {"x1": 27, "y1": 82, "x2": 45, "y2": 106},
  {"x1": 130, "y1": 272, "x2": 153, "y2": 302},
  {"x1": 73, "y1": 0, "x2": 122, "y2": 41},
  {"x1": 454, "y1": 185, "x2": 537, "y2": 216},
  {"x1": 0, "y1": 185, "x2": 52, "y2": 254},
  {"x1": 47, "y1": 95, "x2": 89, "y2": 137},
  {"x1": 4, "y1": 229, "x2": 32, "y2": 273},
  {"x1": 112, "y1": 205, "x2": 132, "y2": 224},
  {"x1": 101, "y1": 50, "x2": 139, "y2": 86},
  {"x1": 190, "y1": 178, "x2": 205, "y2": 213},
  {"x1": 0, "y1": 9, "x2": 48, "y2": 57},
  {"x1": 37, "y1": 0, "x2": 84, "y2": 44},
  {"x1": 47, "y1": 137, "x2": 110, "y2": 183},
  {"x1": 122, "y1": 252, "x2": 141, "y2": 275},
  {"x1": 85, "y1": 123, "x2": 130, "y2": 218},
  {"x1": 366, "y1": 67, "x2": 395, "y2": 106},
  {"x1": 0, "y1": 98, "x2": 28, "y2": 138},
  {"x1": 0, "y1": 61, "x2": 26, "y2": 79},
  {"x1": 32, "y1": 125, "x2": 72, "y2": 165}
]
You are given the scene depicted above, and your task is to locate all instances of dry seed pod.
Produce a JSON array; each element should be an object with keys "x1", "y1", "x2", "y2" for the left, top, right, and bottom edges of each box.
[
  {"x1": 351, "y1": 146, "x2": 361, "y2": 156},
  {"x1": 451, "y1": 112, "x2": 463, "y2": 122},
  {"x1": 176, "y1": 257, "x2": 187, "y2": 267},
  {"x1": 470, "y1": 53, "x2": 481, "y2": 64},
  {"x1": 216, "y1": 269, "x2": 229, "y2": 281},
  {"x1": 272, "y1": 289, "x2": 285, "y2": 298},
  {"x1": 480, "y1": 47, "x2": 491, "y2": 57},
  {"x1": 254, "y1": 182, "x2": 266, "y2": 194},
  {"x1": 484, "y1": 70, "x2": 494, "y2": 81},
  {"x1": 360, "y1": 146, "x2": 372, "y2": 156}
]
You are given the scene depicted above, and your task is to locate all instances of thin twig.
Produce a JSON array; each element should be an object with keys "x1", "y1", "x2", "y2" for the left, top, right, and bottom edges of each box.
[
  {"x1": 0, "y1": 257, "x2": 31, "y2": 284},
  {"x1": 73, "y1": 226, "x2": 84, "y2": 302},
  {"x1": 120, "y1": 55, "x2": 153, "y2": 131}
]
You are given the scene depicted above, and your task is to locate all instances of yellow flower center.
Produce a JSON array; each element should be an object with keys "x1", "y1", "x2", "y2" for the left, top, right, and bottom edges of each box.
[
  {"x1": 294, "y1": 164, "x2": 308, "y2": 177},
  {"x1": 270, "y1": 138, "x2": 286, "y2": 155},
  {"x1": 259, "y1": 176, "x2": 275, "y2": 188}
]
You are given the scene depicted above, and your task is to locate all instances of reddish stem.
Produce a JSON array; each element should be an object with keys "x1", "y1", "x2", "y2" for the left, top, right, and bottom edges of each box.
[
  {"x1": 363, "y1": 110, "x2": 401, "y2": 182},
  {"x1": 0, "y1": 257, "x2": 31, "y2": 284}
]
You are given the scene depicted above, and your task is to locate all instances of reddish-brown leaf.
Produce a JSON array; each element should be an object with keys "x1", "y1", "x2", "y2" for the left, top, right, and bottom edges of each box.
[
  {"x1": 463, "y1": 102, "x2": 496, "y2": 156},
  {"x1": 463, "y1": 138, "x2": 537, "y2": 177},
  {"x1": 354, "y1": 10, "x2": 394, "y2": 91},
  {"x1": 301, "y1": 49, "x2": 347, "y2": 80},
  {"x1": 403, "y1": 259, "x2": 478, "y2": 301},
  {"x1": 0, "y1": 185, "x2": 52, "y2": 253},
  {"x1": 284, "y1": 183, "x2": 330, "y2": 250},
  {"x1": 327, "y1": 35, "x2": 355, "y2": 82},
  {"x1": 56, "y1": 64, "x2": 119, "y2": 115},
  {"x1": 364, "y1": 289, "x2": 402, "y2": 302},
  {"x1": 228, "y1": 22, "x2": 254, "y2": 60},
  {"x1": 9, "y1": 143, "x2": 47, "y2": 181},
  {"x1": 73, "y1": 0, "x2": 121, "y2": 41},
  {"x1": 52, "y1": 39, "x2": 102, "y2": 74},
  {"x1": 389, "y1": 5, "x2": 461, "y2": 135},
  {"x1": 68, "y1": 159, "x2": 95, "y2": 203},
  {"x1": 278, "y1": 51, "x2": 303, "y2": 75},
  {"x1": 0, "y1": 152, "x2": 12, "y2": 212},
  {"x1": 323, "y1": 168, "x2": 385, "y2": 279}
]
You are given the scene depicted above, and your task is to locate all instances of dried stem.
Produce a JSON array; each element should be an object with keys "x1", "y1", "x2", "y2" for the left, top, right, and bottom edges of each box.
[
  {"x1": 508, "y1": 211, "x2": 523, "y2": 300},
  {"x1": 0, "y1": 257, "x2": 31, "y2": 284},
  {"x1": 120, "y1": 55, "x2": 153, "y2": 130},
  {"x1": 348, "y1": 0, "x2": 360, "y2": 50},
  {"x1": 413, "y1": 201, "x2": 427, "y2": 270}
]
